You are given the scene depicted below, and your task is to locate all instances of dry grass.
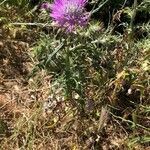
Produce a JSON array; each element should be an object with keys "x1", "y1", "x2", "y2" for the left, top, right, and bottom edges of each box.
[{"x1": 0, "y1": 2, "x2": 150, "y2": 150}]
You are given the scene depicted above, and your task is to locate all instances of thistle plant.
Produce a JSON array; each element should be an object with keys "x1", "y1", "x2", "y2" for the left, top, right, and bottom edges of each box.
[{"x1": 40, "y1": 0, "x2": 90, "y2": 103}]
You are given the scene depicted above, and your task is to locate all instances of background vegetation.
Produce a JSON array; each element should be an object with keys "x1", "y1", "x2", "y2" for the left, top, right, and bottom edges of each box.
[{"x1": 0, "y1": 0, "x2": 150, "y2": 149}]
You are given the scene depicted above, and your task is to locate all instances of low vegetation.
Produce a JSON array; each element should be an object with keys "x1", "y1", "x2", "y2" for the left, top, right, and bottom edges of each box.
[{"x1": 0, "y1": 0, "x2": 150, "y2": 149}]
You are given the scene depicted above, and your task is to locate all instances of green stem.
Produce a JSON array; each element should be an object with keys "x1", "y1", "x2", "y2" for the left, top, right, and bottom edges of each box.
[{"x1": 65, "y1": 47, "x2": 72, "y2": 101}]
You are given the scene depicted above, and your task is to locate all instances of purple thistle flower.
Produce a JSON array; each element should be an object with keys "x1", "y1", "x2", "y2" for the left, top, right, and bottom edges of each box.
[{"x1": 50, "y1": 0, "x2": 89, "y2": 32}]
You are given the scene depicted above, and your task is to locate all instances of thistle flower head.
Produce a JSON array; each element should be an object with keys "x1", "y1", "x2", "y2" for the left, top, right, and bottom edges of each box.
[{"x1": 50, "y1": 0, "x2": 89, "y2": 32}]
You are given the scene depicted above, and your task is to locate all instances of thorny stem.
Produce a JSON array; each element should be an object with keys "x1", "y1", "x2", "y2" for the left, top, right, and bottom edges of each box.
[{"x1": 65, "y1": 46, "x2": 72, "y2": 101}]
